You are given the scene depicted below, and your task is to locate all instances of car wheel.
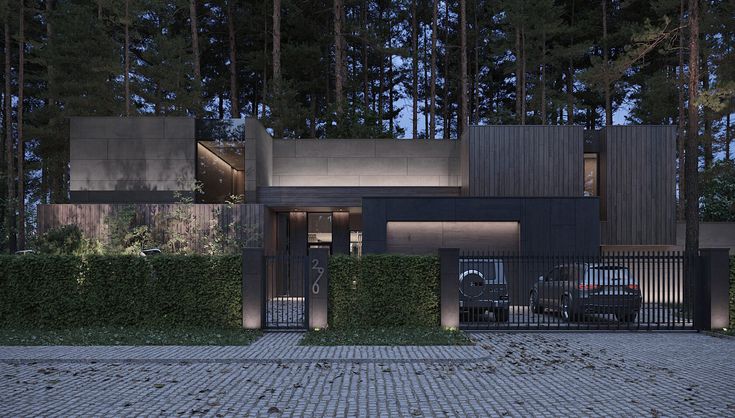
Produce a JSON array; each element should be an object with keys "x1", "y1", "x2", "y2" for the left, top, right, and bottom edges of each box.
[
  {"x1": 560, "y1": 295, "x2": 573, "y2": 322},
  {"x1": 495, "y1": 309, "x2": 509, "y2": 322},
  {"x1": 616, "y1": 312, "x2": 637, "y2": 323},
  {"x1": 529, "y1": 292, "x2": 543, "y2": 314}
]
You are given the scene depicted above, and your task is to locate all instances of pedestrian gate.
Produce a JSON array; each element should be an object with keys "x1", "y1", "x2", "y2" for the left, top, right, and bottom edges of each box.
[{"x1": 264, "y1": 254, "x2": 309, "y2": 329}]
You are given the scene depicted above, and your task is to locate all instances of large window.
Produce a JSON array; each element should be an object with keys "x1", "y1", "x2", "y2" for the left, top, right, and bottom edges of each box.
[
  {"x1": 308, "y1": 213, "x2": 332, "y2": 250},
  {"x1": 584, "y1": 153, "x2": 598, "y2": 197}
]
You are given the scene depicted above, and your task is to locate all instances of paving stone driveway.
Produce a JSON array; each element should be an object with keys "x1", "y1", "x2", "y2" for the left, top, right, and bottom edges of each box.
[{"x1": 1, "y1": 332, "x2": 734, "y2": 417}]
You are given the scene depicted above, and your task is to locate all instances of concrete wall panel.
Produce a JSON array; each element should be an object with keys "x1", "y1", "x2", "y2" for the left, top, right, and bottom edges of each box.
[
  {"x1": 273, "y1": 158, "x2": 329, "y2": 176},
  {"x1": 69, "y1": 117, "x2": 196, "y2": 200},
  {"x1": 70, "y1": 140, "x2": 108, "y2": 160},
  {"x1": 164, "y1": 117, "x2": 195, "y2": 139},
  {"x1": 327, "y1": 157, "x2": 408, "y2": 176},
  {"x1": 106, "y1": 140, "x2": 194, "y2": 160},
  {"x1": 271, "y1": 138, "x2": 460, "y2": 187}
]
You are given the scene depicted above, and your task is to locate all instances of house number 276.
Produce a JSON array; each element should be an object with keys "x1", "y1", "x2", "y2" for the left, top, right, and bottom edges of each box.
[{"x1": 311, "y1": 259, "x2": 324, "y2": 295}]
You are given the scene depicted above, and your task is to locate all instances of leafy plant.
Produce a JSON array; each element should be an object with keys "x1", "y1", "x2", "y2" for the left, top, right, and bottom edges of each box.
[
  {"x1": 329, "y1": 255, "x2": 440, "y2": 328},
  {"x1": 32, "y1": 224, "x2": 101, "y2": 255},
  {"x1": 730, "y1": 257, "x2": 734, "y2": 330},
  {"x1": 0, "y1": 255, "x2": 242, "y2": 328},
  {"x1": 700, "y1": 161, "x2": 735, "y2": 222},
  {"x1": 104, "y1": 206, "x2": 155, "y2": 254}
]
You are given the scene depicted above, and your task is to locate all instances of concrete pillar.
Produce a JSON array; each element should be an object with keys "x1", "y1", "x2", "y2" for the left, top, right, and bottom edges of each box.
[
  {"x1": 308, "y1": 248, "x2": 330, "y2": 329},
  {"x1": 439, "y1": 248, "x2": 460, "y2": 329},
  {"x1": 696, "y1": 248, "x2": 730, "y2": 330},
  {"x1": 242, "y1": 248, "x2": 265, "y2": 329}
]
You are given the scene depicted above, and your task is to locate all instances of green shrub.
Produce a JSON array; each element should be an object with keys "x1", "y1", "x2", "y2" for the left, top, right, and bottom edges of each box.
[
  {"x1": 0, "y1": 256, "x2": 84, "y2": 326},
  {"x1": 329, "y1": 255, "x2": 440, "y2": 328},
  {"x1": 730, "y1": 257, "x2": 734, "y2": 329},
  {"x1": 33, "y1": 225, "x2": 101, "y2": 255},
  {"x1": 0, "y1": 255, "x2": 241, "y2": 328},
  {"x1": 145, "y1": 256, "x2": 242, "y2": 327}
]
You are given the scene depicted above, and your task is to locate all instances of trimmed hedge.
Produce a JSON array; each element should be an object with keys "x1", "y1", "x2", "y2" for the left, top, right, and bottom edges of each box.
[
  {"x1": 0, "y1": 255, "x2": 241, "y2": 328},
  {"x1": 730, "y1": 257, "x2": 734, "y2": 329},
  {"x1": 329, "y1": 255, "x2": 440, "y2": 328}
]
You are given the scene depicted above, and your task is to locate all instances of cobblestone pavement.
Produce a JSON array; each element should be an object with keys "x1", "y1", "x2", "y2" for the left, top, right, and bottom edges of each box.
[{"x1": 1, "y1": 332, "x2": 734, "y2": 417}]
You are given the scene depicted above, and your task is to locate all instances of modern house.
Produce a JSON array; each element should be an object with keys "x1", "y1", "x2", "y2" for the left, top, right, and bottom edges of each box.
[{"x1": 37, "y1": 117, "x2": 691, "y2": 258}]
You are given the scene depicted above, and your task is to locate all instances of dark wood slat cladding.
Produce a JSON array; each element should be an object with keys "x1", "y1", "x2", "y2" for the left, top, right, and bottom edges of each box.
[
  {"x1": 601, "y1": 126, "x2": 676, "y2": 245},
  {"x1": 256, "y1": 186, "x2": 461, "y2": 208},
  {"x1": 468, "y1": 125, "x2": 584, "y2": 197},
  {"x1": 37, "y1": 203, "x2": 265, "y2": 253}
]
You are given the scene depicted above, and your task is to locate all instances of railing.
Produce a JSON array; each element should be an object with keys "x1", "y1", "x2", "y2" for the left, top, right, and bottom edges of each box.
[
  {"x1": 264, "y1": 254, "x2": 308, "y2": 329},
  {"x1": 457, "y1": 251, "x2": 695, "y2": 330}
]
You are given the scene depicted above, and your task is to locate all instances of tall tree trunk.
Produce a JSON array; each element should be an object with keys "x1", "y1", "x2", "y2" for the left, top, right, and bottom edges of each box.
[
  {"x1": 227, "y1": 0, "x2": 239, "y2": 118},
  {"x1": 677, "y1": 0, "x2": 686, "y2": 220},
  {"x1": 684, "y1": 0, "x2": 699, "y2": 279},
  {"x1": 388, "y1": 16, "x2": 394, "y2": 136},
  {"x1": 726, "y1": 111, "x2": 731, "y2": 161},
  {"x1": 472, "y1": 0, "x2": 479, "y2": 124},
  {"x1": 334, "y1": 0, "x2": 344, "y2": 116},
  {"x1": 567, "y1": 0, "x2": 575, "y2": 125},
  {"x1": 423, "y1": 25, "x2": 429, "y2": 137},
  {"x1": 189, "y1": 0, "x2": 201, "y2": 114},
  {"x1": 429, "y1": 0, "x2": 438, "y2": 139},
  {"x1": 411, "y1": 0, "x2": 418, "y2": 138},
  {"x1": 540, "y1": 28, "x2": 546, "y2": 125},
  {"x1": 124, "y1": 0, "x2": 130, "y2": 116},
  {"x1": 442, "y1": 1, "x2": 450, "y2": 138},
  {"x1": 515, "y1": 26, "x2": 521, "y2": 123},
  {"x1": 272, "y1": 0, "x2": 281, "y2": 85},
  {"x1": 17, "y1": 0, "x2": 25, "y2": 249},
  {"x1": 272, "y1": 0, "x2": 282, "y2": 135},
  {"x1": 310, "y1": 94, "x2": 317, "y2": 137},
  {"x1": 702, "y1": 49, "x2": 712, "y2": 168},
  {"x1": 602, "y1": 0, "x2": 612, "y2": 126},
  {"x1": 261, "y1": 0, "x2": 267, "y2": 119},
  {"x1": 4, "y1": 1, "x2": 15, "y2": 252},
  {"x1": 520, "y1": 23, "x2": 526, "y2": 125},
  {"x1": 362, "y1": 0, "x2": 369, "y2": 110},
  {"x1": 459, "y1": 0, "x2": 467, "y2": 136}
]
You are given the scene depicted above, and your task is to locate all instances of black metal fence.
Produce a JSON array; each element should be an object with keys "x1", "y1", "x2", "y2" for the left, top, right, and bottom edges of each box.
[
  {"x1": 264, "y1": 254, "x2": 308, "y2": 329},
  {"x1": 458, "y1": 251, "x2": 695, "y2": 330}
]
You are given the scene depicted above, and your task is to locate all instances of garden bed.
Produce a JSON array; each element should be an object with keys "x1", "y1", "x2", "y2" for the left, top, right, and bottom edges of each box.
[{"x1": 0, "y1": 326, "x2": 260, "y2": 346}]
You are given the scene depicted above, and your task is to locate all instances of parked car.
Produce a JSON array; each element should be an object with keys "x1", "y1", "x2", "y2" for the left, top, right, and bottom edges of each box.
[
  {"x1": 459, "y1": 258, "x2": 509, "y2": 322},
  {"x1": 529, "y1": 263, "x2": 642, "y2": 323},
  {"x1": 139, "y1": 248, "x2": 162, "y2": 257}
]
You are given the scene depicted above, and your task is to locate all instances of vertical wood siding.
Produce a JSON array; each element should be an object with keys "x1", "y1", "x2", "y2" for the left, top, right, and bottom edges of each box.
[
  {"x1": 37, "y1": 203, "x2": 265, "y2": 252},
  {"x1": 468, "y1": 126, "x2": 584, "y2": 197},
  {"x1": 601, "y1": 126, "x2": 676, "y2": 245}
]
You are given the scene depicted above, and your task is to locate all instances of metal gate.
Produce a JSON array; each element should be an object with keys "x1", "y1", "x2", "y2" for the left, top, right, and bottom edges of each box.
[
  {"x1": 264, "y1": 254, "x2": 309, "y2": 329},
  {"x1": 458, "y1": 251, "x2": 696, "y2": 330}
]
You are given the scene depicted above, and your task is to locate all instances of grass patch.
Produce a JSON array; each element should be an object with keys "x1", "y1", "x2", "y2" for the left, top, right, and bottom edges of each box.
[
  {"x1": 0, "y1": 326, "x2": 261, "y2": 346},
  {"x1": 300, "y1": 326, "x2": 472, "y2": 346}
]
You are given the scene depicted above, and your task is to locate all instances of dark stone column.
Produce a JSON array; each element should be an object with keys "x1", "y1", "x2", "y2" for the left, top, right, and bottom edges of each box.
[
  {"x1": 242, "y1": 248, "x2": 265, "y2": 329},
  {"x1": 696, "y1": 248, "x2": 730, "y2": 330},
  {"x1": 308, "y1": 247, "x2": 330, "y2": 329},
  {"x1": 439, "y1": 248, "x2": 460, "y2": 328},
  {"x1": 332, "y1": 212, "x2": 350, "y2": 255}
]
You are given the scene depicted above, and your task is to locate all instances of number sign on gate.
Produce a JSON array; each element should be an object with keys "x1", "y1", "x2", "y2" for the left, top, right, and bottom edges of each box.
[
  {"x1": 308, "y1": 248, "x2": 329, "y2": 329},
  {"x1": 311, "y1": 259, "x2": 324, "y2": 295}
]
